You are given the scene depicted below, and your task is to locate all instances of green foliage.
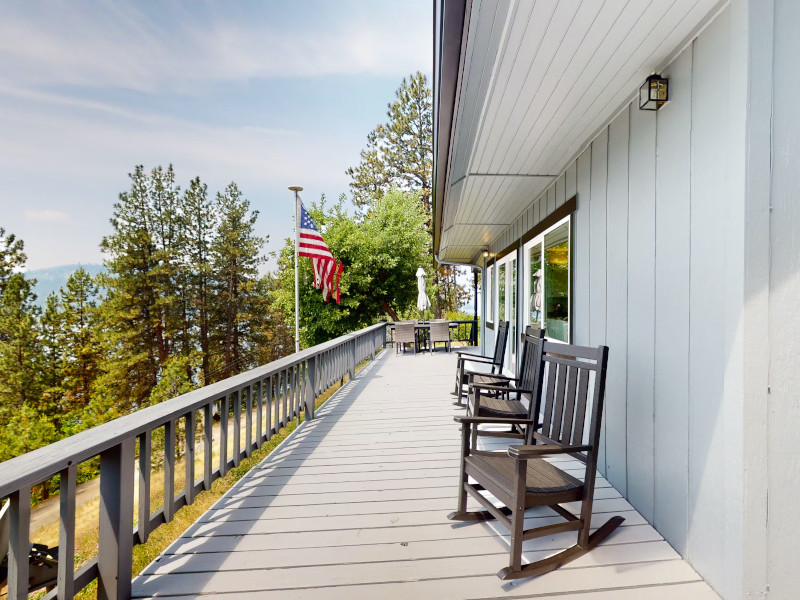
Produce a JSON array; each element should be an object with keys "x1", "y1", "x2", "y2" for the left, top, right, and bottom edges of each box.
[
  {"x1": 275, "y1": 189, "x2": 430, "y2": 346},
  {"x1": 347, "y1": 72, "x2": 469, "y2": 318},
  {"x1": 0, "y1": 404, "x2": 57, "y2": 462},
  {"x1": 0, "y1": 273, "x2": 43, "y2": 414},
  {"x1": 0, "y1": 167, "x2": 287, "y2": 466}
]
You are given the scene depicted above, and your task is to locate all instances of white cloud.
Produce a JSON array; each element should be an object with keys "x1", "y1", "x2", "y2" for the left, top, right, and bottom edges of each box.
[
  {"x1": 24, "y1": 209, "x2": 70, "y2": 222},
  {"x1": 0, "y1": 2, "x2": 431, "y2": 94}
]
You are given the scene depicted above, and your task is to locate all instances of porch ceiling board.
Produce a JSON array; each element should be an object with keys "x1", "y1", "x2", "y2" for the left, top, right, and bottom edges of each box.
[{"x1": 435, "y1": 0, "x2": 725, "y2": 262}]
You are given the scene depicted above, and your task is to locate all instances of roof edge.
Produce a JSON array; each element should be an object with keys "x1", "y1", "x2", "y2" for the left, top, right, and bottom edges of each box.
[{"x1": 432, "y1": 0, "x2": 470, "y2": 258}]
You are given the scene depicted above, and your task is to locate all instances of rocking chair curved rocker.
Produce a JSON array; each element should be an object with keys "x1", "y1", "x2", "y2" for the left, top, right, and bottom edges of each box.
[{"x1": 448, "y1": 339, "x2": 622, "y2": 580}]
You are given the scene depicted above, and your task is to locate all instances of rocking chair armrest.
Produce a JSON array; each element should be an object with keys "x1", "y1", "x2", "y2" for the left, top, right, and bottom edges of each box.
[
  {"x1": 463, "y1": 369, "x2": 509, "y2": 379},
  {"x1": 507, "y1": 444, "x2": 592, "y2": 460},
  {"x1": 456, "y1": 353, "x2": 494, "y2": 362},
  {"x1": 472, "y1": 383, "x2": 532, "y2": 395},
  {"x1": 454, "y1": 416, "x2": 535, "y2": 426}
]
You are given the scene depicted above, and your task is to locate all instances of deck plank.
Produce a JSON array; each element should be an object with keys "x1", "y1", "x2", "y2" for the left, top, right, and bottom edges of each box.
[{"x1": 132, "y1": 351, "x2": 719, "y2": 599}]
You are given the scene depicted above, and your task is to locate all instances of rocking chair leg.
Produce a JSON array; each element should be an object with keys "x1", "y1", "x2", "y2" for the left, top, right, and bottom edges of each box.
[{"x1": 508, "y1": 457, "x2": 527, "y2": 573}]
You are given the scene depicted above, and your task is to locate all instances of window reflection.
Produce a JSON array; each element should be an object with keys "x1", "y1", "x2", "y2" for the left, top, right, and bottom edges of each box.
[
  {"x1": 529, "y1": 246, "x2": 542, "y2": 326},
  {"x1": 544, "y1": 222, "x2": 569, "y2": 342}
]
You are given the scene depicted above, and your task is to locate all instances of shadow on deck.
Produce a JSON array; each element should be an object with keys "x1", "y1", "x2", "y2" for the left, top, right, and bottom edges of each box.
[{"x1": 132, "y1": 351, "x2": 719, "y2": 600}]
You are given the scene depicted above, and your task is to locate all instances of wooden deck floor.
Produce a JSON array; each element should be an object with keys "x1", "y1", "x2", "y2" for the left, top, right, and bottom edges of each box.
[{"x1": 133, "y1": 350, "x2": 720, "y2": 599}]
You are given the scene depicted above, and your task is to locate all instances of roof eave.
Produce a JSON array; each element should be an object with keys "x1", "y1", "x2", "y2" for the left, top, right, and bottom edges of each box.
[{"x1": 432, "y1": 0, "x2": 470, "y2": 259}]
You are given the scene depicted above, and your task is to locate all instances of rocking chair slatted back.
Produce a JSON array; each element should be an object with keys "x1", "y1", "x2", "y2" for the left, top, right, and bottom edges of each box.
[
  {"x1": 534, "y1": 340, "x2": 609, "y2": 464},
  {"x1": 492, "y1": 321, "x2": 509, "y2": 372},
  {"x1": 517, "y1": 326, "x2": 543, "y2": 400}
]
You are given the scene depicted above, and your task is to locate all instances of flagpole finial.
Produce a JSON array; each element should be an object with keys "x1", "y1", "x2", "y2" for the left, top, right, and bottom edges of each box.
[{"x1": 289, "y1": 186, "x2": 303, "y2": 192}]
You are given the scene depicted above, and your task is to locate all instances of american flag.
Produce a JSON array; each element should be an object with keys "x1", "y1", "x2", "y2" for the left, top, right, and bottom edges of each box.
[{"x1": 298, "y1": 202, "x2": 343, "y2": 303}]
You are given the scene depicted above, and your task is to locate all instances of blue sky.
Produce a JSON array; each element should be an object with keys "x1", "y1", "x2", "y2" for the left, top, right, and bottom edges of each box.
[{"x1": 0, "y1": 0, "x2": 432, "y2": 270}]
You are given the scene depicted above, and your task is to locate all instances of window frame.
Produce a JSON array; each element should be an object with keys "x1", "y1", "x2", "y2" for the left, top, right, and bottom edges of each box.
[
  {"x1": 522, "y1": 213, "x2": 572, "y2": 344},
  {"x1": 485, "y1": 263, "x2": 494, "y2": 328}
]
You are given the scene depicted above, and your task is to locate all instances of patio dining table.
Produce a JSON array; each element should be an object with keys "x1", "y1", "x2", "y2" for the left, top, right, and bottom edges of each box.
[{"x1": 389, "y1": 322, "x2": 458, "y2": 352}]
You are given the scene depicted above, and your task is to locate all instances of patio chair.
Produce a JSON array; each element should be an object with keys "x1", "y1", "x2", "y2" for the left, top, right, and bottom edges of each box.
[
  {"x1": 452, "y1": 320, "x2": 509, "y2": 406},
  {"x1": 429, "y1": 320, "x2": 451, "y2": 353},
  {"x1": 448, "y1": 340, "x2": 621, "y2": 580},
  {"x1": 394, "y1": 321, "x2": 416, "y2": 355},
  {"x1": 466, "y1": 327, "x2": 544, "y2": 446}
]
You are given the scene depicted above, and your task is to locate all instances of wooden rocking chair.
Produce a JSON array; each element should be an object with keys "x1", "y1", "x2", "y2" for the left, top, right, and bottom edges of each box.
[
  {"x1": 466, "y1": 327, "x2": 544, "y2": 445},
  {"x1": 448, "y1": 340, "x2": 622, "y2": 580},
  {"x1": 452, "y1": 320, "x2": 509, "y2": 406}
]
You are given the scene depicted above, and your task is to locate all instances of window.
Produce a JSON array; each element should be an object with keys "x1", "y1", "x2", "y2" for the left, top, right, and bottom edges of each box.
[
  {"x1": 523, "y1": 215, "x2": 571, "y2": 342},
  {"x1": 496, "y1": 253, "x2": 517, "y2": 373},
  {"x1": 498, "y1": 263, "x2": 506, "y2": 325},
  {"x1": 486, "y1": 264, "x2": 493, "y2": 323}
]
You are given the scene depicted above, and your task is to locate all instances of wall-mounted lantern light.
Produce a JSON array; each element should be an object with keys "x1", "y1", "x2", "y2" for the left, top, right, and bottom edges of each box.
[
  {"x1": 483, "y1": 249, "x2": 489, "y2": 258},
  {"x1": 639, "y1": 73, "x2": 669, "y2": 111}
]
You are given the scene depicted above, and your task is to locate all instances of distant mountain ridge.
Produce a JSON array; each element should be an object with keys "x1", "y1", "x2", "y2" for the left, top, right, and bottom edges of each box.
[{"x1": 26, "y1": 264, "x2": 106, "y2": 305}]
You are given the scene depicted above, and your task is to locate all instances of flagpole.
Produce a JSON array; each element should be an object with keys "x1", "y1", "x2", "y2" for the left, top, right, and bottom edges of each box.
[{"x1": 289, "y1": 186, "x2": 303, "y2": 353}]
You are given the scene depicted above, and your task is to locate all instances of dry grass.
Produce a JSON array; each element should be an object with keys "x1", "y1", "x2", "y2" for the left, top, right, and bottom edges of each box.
[{"x1": 22, "y1": 354, "x2": 373, "y2": 600}]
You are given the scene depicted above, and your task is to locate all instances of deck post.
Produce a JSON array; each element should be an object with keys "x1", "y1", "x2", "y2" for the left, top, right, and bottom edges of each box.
[
  {"x1": 7, "y1": 484, "x2": 31, "y2": 600},
  {"x1": 58, "y1": 462, "x2": 77, "y2": 600},
  {"x1": 97, "y1": 438, "x2": 134, "y2": 600}
]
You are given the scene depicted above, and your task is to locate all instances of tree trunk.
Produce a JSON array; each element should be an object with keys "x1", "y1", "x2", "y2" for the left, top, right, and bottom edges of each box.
[{"x1": 381, "y1": 302, "x2": 399, "y2": 321}]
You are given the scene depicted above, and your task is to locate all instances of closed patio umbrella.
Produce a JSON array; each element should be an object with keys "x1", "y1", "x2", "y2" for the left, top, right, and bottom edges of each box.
[{"x1": 416, "y1": 267, "x2": 431, "y2": 320}]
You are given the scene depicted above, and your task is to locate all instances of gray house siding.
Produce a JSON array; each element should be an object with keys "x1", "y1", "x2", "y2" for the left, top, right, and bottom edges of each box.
[{"x1": 483, "y1": 7, "x2": 745, "y2": 598}]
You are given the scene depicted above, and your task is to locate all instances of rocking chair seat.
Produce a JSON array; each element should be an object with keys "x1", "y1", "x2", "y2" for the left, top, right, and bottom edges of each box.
[
  {"x1": 465, "y1": 451, "x2": 583, "y2": 504},
  {"x1": 474, "y1": 395, "x2": 527, "y2": 417}
]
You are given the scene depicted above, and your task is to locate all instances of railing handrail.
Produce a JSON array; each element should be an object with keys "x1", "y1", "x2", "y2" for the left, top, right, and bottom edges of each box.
[{"x1": 0, "y1": 321, "x2": 386, "y2": 500}]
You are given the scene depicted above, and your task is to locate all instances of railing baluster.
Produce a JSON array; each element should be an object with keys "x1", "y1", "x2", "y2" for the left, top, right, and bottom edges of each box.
[
  {"x1": 8, "y1": 484, "x2": 31, "y2": 600},
  {"x1": 255, "y1": 380, "x2": 263, "y2": 448},
  {"x1": 185, "y1": 411, "x2": 195, "y2": 504},
  {"x1": 203, "y1": 404, "x2": 212, "y2": 490},
  {"x1": 220, "y1": 396, "x2": 229, "y2": 476},
  {"x1": 245, "y1": 385, "x2": 253, "y2": 458},
  {"x1": 97, "y1": 439, "x2": 134, "y2": 600},
  {"x1": 163, "y1": 420, "x2": 175, "y2": 523},
  {"x1": 281, "y1": 369, "x2": 289, "y2": 427},
  {"x1": 233, "y1": 389, "x2": 241, "y2": 467},
  {"x1": 306, "y1": 358, "x2": 316, "y2": 421},
  {"x1": 266, "y1": 375, "x2": 273, "y2": 438},
  {"x1": 137, "y1": 431, "x2": 151, "y2": 544},
  {"x1": 58, "y1": 462, "x2": 77, "y2": 600},
  {"x1": 293, "y1": 365, "x2": 299, "y2": 421}
]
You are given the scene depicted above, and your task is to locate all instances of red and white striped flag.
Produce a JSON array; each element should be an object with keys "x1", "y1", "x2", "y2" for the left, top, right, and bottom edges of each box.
[{"x1": 298, "y1": 202, "x2": 343, "y2": 303}]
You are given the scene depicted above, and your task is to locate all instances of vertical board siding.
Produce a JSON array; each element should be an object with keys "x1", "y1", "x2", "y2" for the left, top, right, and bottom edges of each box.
[
  {"x1": 653, "y1": 46, "x2": 692, "y2": 555},
  {"x1": 475, "y1": 9, "x2": 742, "y2": 595},
  {"x1": 604, "y1": 108, "x2": 629, "y2": 496},
  {"x1": 687, "y1": 11, "x2": 729, "y2": 590},
  {"x1": 767, "y1": 0, "x2": 800, "y2": 596},
  {"x1": 589, "y1": 130, "x2": 609, "y2": 475},
  {"x1": 626, "y1": 101, "x2": 657, "y2": 522},
  {"x1": 574, "y1": 150, "x2": 591, "y2": 350}
]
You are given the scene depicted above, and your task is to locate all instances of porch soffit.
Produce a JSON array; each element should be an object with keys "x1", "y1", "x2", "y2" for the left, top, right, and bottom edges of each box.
[{"x1": 436, "y1": 0, "x2": 726, "y2": 263}]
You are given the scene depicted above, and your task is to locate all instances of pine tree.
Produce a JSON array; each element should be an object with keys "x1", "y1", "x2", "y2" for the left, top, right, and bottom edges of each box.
[
  {"x1": 0, "y1": 273, "x2": 43, "y2": 414},
  {"x1": 182, "y1": 177, "x2": 217, "y2": 382},
  {"x1": 97, "y1": 165, "x2": 164, "y2": 413},
  {"x1": 39, "y1": 292, "x2": 65, "y2": 426},
  {"x1": 209, "y1": 183, "x2": 266, "y2": 380},
  {"x1": 0, "y1": 227, "x2": 26, "y2": 294},
  {"x1": 347, "y1": 72, "x2": 433, "y2": 211},
  {"x1": 58, "y1": 268, "x2": 101, "y2": 428}
]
